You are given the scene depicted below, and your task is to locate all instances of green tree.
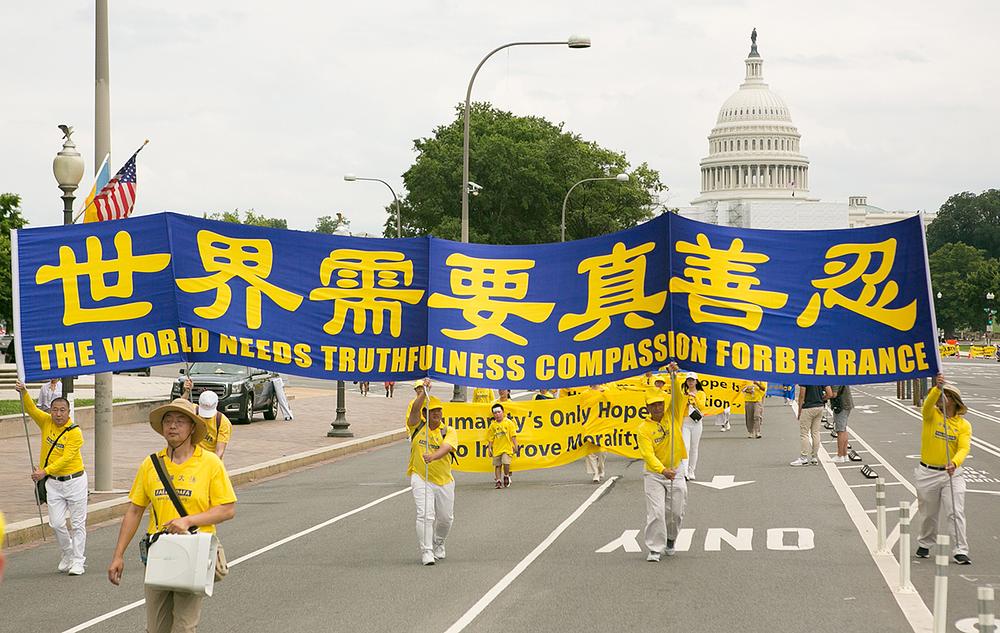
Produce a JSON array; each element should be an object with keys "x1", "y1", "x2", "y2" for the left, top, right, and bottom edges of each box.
[
  {"x1": 926, "y1": 189, "x2": 1000, "y2": 258},
  {"x1": 205, "y1": 208, "x2": 287, "y2": 229},
  {"x1": 0, "y1": 193, "x2": 29, "y2": 329},
  {"x1": 391, "y1": 103, "x2": 664, "y2": 243},
  {"x1": 314, "y1": 213, "x2": 350, "y2": 234},
  {"x1": 929, "y1": 242, "x2": 1000, "y2": 334}
]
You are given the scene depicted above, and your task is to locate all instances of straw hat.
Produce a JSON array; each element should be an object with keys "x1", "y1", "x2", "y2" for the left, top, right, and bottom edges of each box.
[
  {"x1": 940, "y1": 383, "x2": 967, "y2": 416},
  {"x1": 150, "y1": 398, "x2": 208, "y2": 445}
]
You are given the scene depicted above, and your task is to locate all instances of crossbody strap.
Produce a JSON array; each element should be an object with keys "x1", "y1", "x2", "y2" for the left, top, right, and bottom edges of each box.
[
  {"x1": 149, "y1": 453, "x2": 197, "y2": 533},
  {"x1": 409, "y1": 422, "x2": 458, "y2": 464},
  {"x1": 43, "y1": 424, "x2": 78, "y2": 468}
]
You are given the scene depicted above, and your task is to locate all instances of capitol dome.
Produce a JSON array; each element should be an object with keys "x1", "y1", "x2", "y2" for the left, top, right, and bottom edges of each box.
[{"x1": 692, "y1": 31, "x2": 811, "y2": 203}]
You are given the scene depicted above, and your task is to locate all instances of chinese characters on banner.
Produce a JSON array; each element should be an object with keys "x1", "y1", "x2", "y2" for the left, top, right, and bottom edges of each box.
[{"x1": 13, "y1": 212, "x2": 938, "y2": 386}]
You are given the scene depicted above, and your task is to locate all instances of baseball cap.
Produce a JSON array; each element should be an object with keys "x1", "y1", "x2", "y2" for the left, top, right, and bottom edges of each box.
[
  {"x1": 645, "y1": 390, "x2": 666, "y2": 405},
  {"x1": 685, "y1": 372, "x2": 699, "y2": 381},
  {"x1": 198, "y1": 390, "x2": 219, "y2": 418}
]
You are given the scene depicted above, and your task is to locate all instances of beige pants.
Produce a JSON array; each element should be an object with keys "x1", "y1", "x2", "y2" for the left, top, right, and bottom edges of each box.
[
  {"x1": 744, "y1": 402, "x2": 763, "y2": 435},
  {"x1": 799, "y1": 407, "x2": 824, "y2": 457},
  {"x1": 914, "y1": 465, "x2": 969, "y2": 555},
  {"x1": 585, "y1": 452, "x2": 606, "y2": 479},
  {"x1": 643, "y1": 471, "x2": 687, "y2": 553},
  {"x1": 145, "y1": 586, "x2": 204, "y2": 633}
]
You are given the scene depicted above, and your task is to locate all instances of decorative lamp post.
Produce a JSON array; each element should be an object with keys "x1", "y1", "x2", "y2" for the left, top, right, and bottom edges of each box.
[
  {"x1": 344, "y1": 174, "x2": 401, "y2": 238},
  {"x1": 561, "y1": 173, "x2": 629, "y2": 242},
  {"x1": 52, "y1": 125, "x2": 84, "y2": 408}
]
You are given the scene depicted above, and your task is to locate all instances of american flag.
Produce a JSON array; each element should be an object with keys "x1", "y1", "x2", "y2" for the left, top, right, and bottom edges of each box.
[{"x1": 90, "y1": 149, "x2": 140, "y2": 222}]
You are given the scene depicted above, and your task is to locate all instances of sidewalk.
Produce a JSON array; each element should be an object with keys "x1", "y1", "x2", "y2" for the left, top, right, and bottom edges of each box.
[{"x1": 1, "y1": 382, "x2": 421, "y2": 541}]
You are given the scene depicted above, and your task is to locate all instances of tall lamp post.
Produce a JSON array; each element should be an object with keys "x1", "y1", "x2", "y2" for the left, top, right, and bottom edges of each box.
[
  {"x1": 52, "y1": 126, "x2": 85, "y2": 411},
  {"x1": 561, "y1": 173, "x2": 629, "y2": 242},
  {"x1": 455, "y1": 35, "x2": 590, "y2": 403},
  {"x1": 344, "y1": 174, "x2": 401, "y2": 238},
  {"x1": 987, "y1": 291, "x2": 996, "y2": 345}
]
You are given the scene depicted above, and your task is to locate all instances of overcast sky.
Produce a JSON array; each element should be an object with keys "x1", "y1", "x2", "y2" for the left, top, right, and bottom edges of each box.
[{"x1": 2, "y1": 1, "x2": 997, "y2": 236}]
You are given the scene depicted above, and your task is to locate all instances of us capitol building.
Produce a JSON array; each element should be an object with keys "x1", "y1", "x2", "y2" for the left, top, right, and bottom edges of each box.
[{"x1": 678, "y1": 30, "x2": 930, "y2": 229}]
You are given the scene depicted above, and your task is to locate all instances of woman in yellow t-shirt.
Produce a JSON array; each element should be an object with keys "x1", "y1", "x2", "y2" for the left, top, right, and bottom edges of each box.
[
  {"x1": 107, "y1": 398, "x2": 237, "y2": 633},
  {"x1": 680, "y1": 373, "x2": 708, "y2": 481}
]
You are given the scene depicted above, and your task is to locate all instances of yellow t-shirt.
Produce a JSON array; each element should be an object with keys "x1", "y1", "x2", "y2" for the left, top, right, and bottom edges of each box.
[
  {"x1": 487, "y1": 419, "x2": 517, "y2": 456},
  {"x1": 198, "y1": 412, "x2": 233, "y2": 454},
  {"x1": 636, "y1": 373, "x2": 687, "y2": 472},
  {"x1": 683, "y1": 390, "x2": 707, "y2": 419},
  {"x1": 472, "y1": 388, "x2": 494, "y2": 403},
  {"x1": 405, "y1": 421, "x2": 458, "y2": 486},
  {"x1": 742, "y1": 381, "x2": 768, "y2": 403},
  {"x1": 920, "y1": 387, "x2": 972, "y2": 467},
  {"x1": 128, "y1": 446, "x2": 237, "y2": 534},
  {"x1": 22, "y1": 392, "x2": 85, "y2": 477}
]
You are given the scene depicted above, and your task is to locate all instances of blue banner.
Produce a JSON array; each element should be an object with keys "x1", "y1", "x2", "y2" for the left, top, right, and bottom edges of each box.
[{"x1": 12, "y1": 212, "x2": 937, "y2": 387}]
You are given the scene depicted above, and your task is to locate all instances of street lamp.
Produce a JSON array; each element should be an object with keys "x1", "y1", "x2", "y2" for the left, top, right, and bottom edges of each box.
[
  {"x1": 561, "y1": 173, "x2": 629, "y2": 242},
  {"x1": 461, "y1": 35, "x2": 591, "y2": 243},
  {"x1": 344, "y1": 174, "x2": 402, "y2": 238},
  {"x1": 52, "y1": 125, "x2": 84, "y2": 411}
]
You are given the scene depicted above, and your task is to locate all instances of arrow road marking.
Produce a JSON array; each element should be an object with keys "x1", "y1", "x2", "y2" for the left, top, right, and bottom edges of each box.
[
  {"x1": 596, "y1": 529, "x2": 642, "y2": 553},
  {"x1": 689, "y1": 475, "x2": 754, "y2": 490}
]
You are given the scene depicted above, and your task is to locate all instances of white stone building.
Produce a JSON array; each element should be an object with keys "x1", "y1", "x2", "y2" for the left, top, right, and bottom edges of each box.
[{"x1": 679, "y1": 31, "x2": 931, "y2": 229}]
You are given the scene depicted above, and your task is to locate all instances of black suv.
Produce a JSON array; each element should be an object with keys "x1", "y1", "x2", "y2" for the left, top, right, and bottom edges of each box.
[{"x1": 171, "y1": 362, "x2": 278, "y2": 424}]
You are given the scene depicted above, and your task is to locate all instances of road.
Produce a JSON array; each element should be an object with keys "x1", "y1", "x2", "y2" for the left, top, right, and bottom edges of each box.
[{"x1": 3, "y1": 360, "x2": 998, "y2": 633}]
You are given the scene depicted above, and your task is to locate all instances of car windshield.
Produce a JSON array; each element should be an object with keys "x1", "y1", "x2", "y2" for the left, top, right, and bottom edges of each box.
[{"x1": 188, "y1": 362, "x2": 248, "y2": 376}]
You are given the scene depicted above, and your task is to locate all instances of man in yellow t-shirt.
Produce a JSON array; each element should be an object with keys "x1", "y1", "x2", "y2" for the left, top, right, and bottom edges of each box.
[
  {"x1": 742, "y1": 379, "x2": 768, "y2": 439},
  {"x1": 636, "y1": 363, "x2": 687, "y2": 562},
  {"x1": 183, "y1": 380, "x2": 232, "y2": 459},
  {"x1": 107, "y1": 398, "x2": 237, "y2": 632},
  {"x1": 486, "y1": 403, "x2": 518, "y2": 489},
  {"x1": 16, "y1": 380, "x2": 87, "y2": 575},
  {"x1": 406, "y1": 379, "x2": 458, "y2": 566},
  {"x1": 914, "y1": 374, "x2": 973, "y2": 564}
]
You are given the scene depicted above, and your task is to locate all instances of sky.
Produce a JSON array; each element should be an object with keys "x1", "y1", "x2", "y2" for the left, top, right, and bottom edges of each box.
[{"x1": 2, "y1": 1, "x2": 997, "y2": 237}]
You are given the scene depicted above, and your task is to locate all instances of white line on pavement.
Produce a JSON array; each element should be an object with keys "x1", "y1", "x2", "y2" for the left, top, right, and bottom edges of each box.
[
  {"x1": 443, "y1": 476, "x2": 619, "y2": 633},
  {"x1": 61, "y1": 487, "x2": 412, "y2": 633}
]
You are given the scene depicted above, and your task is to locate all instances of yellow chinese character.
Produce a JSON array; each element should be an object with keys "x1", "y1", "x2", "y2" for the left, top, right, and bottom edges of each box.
[
  {"x1": 669, "y1": 233, "x2": 788, "y2": 331},
  {"x1": 175, "y1": 230, "x2": 302, "y2": 329},
  {"x1": 796, "y1": 238, "x2": 916, "y2": 330},
  {"x1": 36, "y1": 231, "x2": 171, "y2": 326},
  {"x1": 308, "y1": 249, "x2": 424, "y2": 336},
  {"x1": 558, "y1": 241, "x2": 666, "y2": 341},
  {"x1": 427, "y1": 253, "x2": 554, "y2": 346}
]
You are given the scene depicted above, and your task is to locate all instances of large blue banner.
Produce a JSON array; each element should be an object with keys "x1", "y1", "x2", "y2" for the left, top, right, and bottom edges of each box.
[{"x1": 12, "y1": 212, "x2": 937, "y2": 387}]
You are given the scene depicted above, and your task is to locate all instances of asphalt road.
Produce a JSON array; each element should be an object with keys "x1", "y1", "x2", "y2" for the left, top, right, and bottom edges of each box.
[{"x1": 3, "y1": 360, "x2": 999, "y2": 633}]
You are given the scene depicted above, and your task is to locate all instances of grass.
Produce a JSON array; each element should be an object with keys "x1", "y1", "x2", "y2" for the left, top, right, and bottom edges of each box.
[{"x1": 0, "y1": 398, "x2": 134, "y2": 417}]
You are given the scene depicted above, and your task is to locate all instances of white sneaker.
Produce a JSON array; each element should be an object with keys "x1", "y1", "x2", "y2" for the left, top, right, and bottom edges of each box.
[
  {"x1": 789, "y1": 457, "x2": 810, "y2": 466},
  {"x1": 646, "y1": 551, "x2": 661, "y2": 562},
  {"x1": 433, "y1": 542, "x2": 446, "y2": 560},
  {"x1": 58, "y1": 557, "x2": 72, "y2": 573},
  {"x1": 68, "y1": 564, "x2": 85, "y2": 576},
  {"x1": 834, "y1": 455, "x2": 849, "y2": 463},
  {"x1": 421, "y1": 552, "x2": 436, "y2": 566},
  {"x1": 810, "y1": 457, "x2": 819, "y2": 465},
  {"x1": 687, "y1": 473, "x2": 696, "y2": 481}
]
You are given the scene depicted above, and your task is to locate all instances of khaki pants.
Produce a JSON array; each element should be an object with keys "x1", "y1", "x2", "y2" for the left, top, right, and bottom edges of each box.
[
  {"x1": 799, "y1": 407, "x2": 824, "y2": 457},
  {"x1": 744, "y1": 401, "x2": 763, "y2": 435},
  {"x1": 643, "y1": 471, "x2": 687, "y2": 553},
  {"x1": 914, "y1": 465, "x2": 969, "y2": 555},
  {"x1": 585, "y1": 452, "x2": 606, "y2": 480},
  {"x1": 145, "y1": 586, "x2": 204, "y2": 633}
]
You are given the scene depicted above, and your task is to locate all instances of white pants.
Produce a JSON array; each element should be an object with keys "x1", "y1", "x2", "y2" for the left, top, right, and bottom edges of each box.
[
  {"x1": 410, "y1": 474, "x2": 455, "y2": 555},
  {"x1": 46, "y1": 473, "x2": 88, "y2": 567},
  {"x1": 914, "y1": 465, "x2": 969, "y2": 555},
  {"x1": 585, "y1": 452, "x2": 606, "y2": 479},
  {"x1": 643, "y1": 471, "x2": 687, "y2": 553},
  {"x1": 680, "y1": 419, "x2": 703, "y2": 478},
  {"x1": 271, "y1": 376, "x2": 293, "y2": 419}
]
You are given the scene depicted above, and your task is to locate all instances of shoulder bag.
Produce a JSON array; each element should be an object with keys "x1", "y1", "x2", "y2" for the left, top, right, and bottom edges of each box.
[{"x1": 34, "y1": 424, "x2": 78, "y2": 505}]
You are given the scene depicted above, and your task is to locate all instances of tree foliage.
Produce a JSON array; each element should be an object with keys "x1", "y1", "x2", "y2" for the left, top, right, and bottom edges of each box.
[
  {"x1": 0, "y1": 193, "x2": 29, "y2": 329},
  {"x1": 929, "y1": 242, "x2": 1000, "y2": 334},
  {"x1": 926, "y1": 189, "x2": 1000, "y2": 259},
  {"x1": 206, "y1": 209, "x2": 288, "y2": 229},
  {"x1": 391, "y1": 103, "x2": 665, "y2": 244},
  {"x1": 315, "y1": 213, "x2": 350, "y2": 234}
]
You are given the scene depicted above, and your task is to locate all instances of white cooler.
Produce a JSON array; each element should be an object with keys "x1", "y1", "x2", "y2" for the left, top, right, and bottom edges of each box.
[{"x1": 145, "y1": 532, "x2": 219, "y2": 597}]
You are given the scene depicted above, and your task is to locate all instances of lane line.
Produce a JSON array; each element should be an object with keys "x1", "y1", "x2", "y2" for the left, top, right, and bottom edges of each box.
[
  {"x1": 61, "y1": 487, "x2": 412, "y2": 633},
  {"x1": 443, "y1": 476, "x2": 619, "y2": 633}
]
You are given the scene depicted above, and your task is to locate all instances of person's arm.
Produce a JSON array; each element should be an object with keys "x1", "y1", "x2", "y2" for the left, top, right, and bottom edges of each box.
[
  {"x1": 215, "y1": 442, "x2": 228, "y2": 460},
  {"x1": 923, "y1": 375, "x2": 944, "y2": 421},
  {"x1": 949, "y1": 422, "x2": 972, "y2": 472},
  {"x1": 822, "y1": 386, "x2": 834, "y2": 401},
  {"x1": 637, "y1": 428, "x2": 668, "y2": 475},
  {"x1": 215, "y1": 417, "x2": 232, "y2": 460},
  {"x1": 510, "y1": 421, "x2": 518, "y2": 451},
  {"x1": 796, "y1": 386, "x2": 805, "y2": 419},
  {"x1": 17, "y1": 387, "x2": 49, "y2": 429},
  {"x1": 181, "y1": 378, "x2": 193, "y2": 401},
  {"x1": 694, "y1": 391, "x2": 707, "y2": 411},
  {"x1": 108, "y1": 503, "x2": 146, "y2": 586},
  {"x1": 163, "y1": 503, "x2": 236, "y2": 534},
  {"x1": 44, "y1": 428, "x2": 83, "y2": 475},
  {"x1": 407, "y1": 386, "x2": 428, "y2": 428},
  {"x1": 423, "y1": 443, "x2": 454, "y2": 463}
]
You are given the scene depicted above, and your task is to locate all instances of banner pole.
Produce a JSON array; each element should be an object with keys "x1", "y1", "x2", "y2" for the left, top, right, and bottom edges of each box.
[{"x1": 19, "y1": 397, "x2": 47, "y2": 540}]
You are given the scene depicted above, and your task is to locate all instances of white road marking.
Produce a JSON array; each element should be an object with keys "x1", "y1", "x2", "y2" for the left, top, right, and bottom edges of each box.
[
  {"x1": 61, "y1": 487, "x2": 412, "y2": 633},
  {"x1": 444, "y1": 476, "x2": 618, "y2": 633}
]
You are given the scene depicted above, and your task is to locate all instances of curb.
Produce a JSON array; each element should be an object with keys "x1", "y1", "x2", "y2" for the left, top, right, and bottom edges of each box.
[{"x1": 3, "y1": 428, "x2": 407, "y2": 549}]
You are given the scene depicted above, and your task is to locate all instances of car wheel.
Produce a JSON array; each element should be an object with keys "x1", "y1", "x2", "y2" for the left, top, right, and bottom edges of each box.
[
  {"x1": 264, "y1": 394, "x2": 277, "y2": 420},
  {"x1": 238, "y1": 392, "x2": 253, "y2": 424}
]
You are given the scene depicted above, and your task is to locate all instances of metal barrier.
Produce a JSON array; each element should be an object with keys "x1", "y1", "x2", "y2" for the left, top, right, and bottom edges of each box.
[
  {"x1": 897, "y1": 501, "x2": 915, "y2": 592},
  {"x1": 875, "y1": 477, "x2": 889, "y2": 554},
  {"x1": 933, "y1": 534, "x2": 949, "y2": 633}
]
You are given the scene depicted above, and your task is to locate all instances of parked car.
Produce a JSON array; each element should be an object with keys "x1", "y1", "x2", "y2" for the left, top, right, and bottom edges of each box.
[
  {"x1": 171, "y1": 362, "x2": 278, "y2": 424},
  {"x1": 113, "y1": 367, "x2": 152, "y2": 377}
]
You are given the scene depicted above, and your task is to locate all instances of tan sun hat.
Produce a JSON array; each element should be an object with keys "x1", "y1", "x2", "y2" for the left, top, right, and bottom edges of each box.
[
  {"x1": 150, "y1": 398, "x2": 208, "y2": 445},
  {"x1": 940, "y1": 383, "x2": 967, "y2": 416}
]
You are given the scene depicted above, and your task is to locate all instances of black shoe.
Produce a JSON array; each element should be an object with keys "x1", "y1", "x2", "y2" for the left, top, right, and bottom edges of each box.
[
  {"x1": 915, "y1": 547, "x2": 930, "y2": 558},
  {"x1": 954, "y1": 554, "x2": 972, "y2": 565}
]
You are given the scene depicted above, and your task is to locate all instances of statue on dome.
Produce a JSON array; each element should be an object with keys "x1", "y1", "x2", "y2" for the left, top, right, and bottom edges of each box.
[{"x1": 751, "y1": 28, "x2": 757, "y2": 45}]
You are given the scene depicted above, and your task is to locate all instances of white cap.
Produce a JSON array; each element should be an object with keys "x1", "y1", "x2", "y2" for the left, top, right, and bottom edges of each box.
[
  {"x1": 198, "y1": 390, "x2": 219, "y2": 418},
  {"x1": 685, "y1": 372, "x2": 699, "y2": 381}
]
